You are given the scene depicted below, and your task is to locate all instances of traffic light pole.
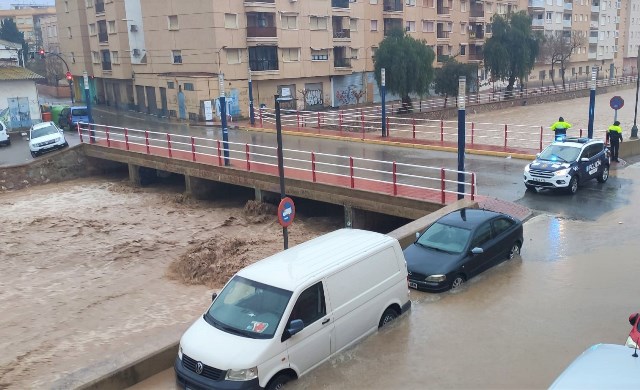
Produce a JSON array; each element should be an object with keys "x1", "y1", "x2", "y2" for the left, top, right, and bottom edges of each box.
[{"x1": 41, "y1": 50, "x2": 74, "y2": 105}]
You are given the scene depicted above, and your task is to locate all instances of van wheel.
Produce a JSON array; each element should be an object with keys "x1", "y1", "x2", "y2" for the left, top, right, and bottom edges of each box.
[
  {"x1": 378, "y1": 307, "x2": 398, "y2": 328},
  {"x1": 266, "y1": 373, "x2": 291, "y2": 390}
]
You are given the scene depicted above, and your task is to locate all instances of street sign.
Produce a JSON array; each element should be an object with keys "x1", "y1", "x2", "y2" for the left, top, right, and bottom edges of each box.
[
  {"x1": 83, "y1": 71, "x2": 89, "y2": 90},
  {"x1": 277, "y1": 197, "x2": 295, "y2": 228},
  {"x1": 610, "y1": 96, "x2": 624, "y2": 110}
]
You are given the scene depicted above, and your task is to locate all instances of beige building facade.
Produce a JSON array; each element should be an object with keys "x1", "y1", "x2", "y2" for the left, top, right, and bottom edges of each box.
[
  {"x1": 55, "y1": 0, "x2": 636, "y2": 119},
  {"x1": 0, "y1": 6, "x2": 56, "y2": 54}
]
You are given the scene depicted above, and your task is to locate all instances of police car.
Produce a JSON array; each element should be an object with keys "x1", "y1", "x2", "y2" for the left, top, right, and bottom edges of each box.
[{"x1": 523, "y1": 137, "x2": 610, "y2": 194}]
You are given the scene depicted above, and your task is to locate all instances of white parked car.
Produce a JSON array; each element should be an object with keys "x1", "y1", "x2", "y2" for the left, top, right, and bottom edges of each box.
[
  {"x1": 29, "y1": 121, "x2": 68, "y2": 158},
  {"x1": 0, "y1": 121, "x2": 9, "y2": 146}
]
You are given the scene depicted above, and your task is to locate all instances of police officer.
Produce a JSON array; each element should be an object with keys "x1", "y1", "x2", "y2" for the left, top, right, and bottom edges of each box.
[
  {"x1": 551, "y1": 117, "x2": 572, "y2": 139},
  {"x1": 608, "y1": 120, "x2": 623, "y2": 162}
]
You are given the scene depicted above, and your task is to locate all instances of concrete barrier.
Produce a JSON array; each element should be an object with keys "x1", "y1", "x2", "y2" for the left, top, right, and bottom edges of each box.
[{"x1": 620, "y1": 137, "x2": 640, "y2": 159}]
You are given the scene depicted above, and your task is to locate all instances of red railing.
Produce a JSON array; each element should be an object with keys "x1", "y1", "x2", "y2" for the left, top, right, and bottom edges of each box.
[{"x1": 78, "y1": 123, "x2": 478, "y2": 204}]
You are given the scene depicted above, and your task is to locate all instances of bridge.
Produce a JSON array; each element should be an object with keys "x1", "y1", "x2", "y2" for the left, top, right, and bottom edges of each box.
[{"x1": 79, "y1": 123, "x2": 478, "y2": 228}]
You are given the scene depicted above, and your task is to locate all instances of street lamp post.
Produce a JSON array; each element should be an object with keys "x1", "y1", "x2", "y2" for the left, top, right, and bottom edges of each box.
[
  {"x1": 457, "y1": 76, "x2": 466, "y2": 200},
  {"x1": 248, "y1": 67, "x2": 255, "y2": 126},
  {"x1": 631, "y1": 46, "x2": 640, "y2": 139},
  {"x1": 587, "y1": 66, "x2": 597, "y2": 139},
  {"x1": 274, "y1": 92, "x2": 293, "y2": 249},
  {"x1": 381, "y1": 68, "x2": 386, "y2": 137},
  {"x1": 219, "y1": 73, "x2": 230, "y2": 166}
]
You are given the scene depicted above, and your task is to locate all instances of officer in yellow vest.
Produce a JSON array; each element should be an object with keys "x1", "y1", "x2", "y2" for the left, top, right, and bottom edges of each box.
[
  {"x1": 551, "y1": 117, "x2": 572, "y2": 139},
  {"x1": 608, "y1": 120, "x2": 623, "y2": 162}
]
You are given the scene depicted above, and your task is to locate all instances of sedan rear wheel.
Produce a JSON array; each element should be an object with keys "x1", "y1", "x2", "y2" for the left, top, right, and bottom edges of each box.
[
  {"x1": 508, "y1": 242, "x2": 521, "y2": 260},
  {"x1": 450, "y1": 274, "x2": 465, "y2": 291}
]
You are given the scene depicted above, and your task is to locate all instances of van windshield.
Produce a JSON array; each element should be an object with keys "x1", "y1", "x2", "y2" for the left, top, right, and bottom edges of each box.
[{"x1": 204, "y1": 276, "x2": 292, "y2": 339}]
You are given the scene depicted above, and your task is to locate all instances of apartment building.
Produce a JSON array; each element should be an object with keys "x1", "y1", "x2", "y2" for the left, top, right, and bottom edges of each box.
[
  {"x1": 620, "y1": 0, "x2": 640, "y2": 75},
  {"x1": 40, "y1": 14, "x2": 60, "y2": 53},
  {"x1": 0, "y1": 6, "x2": 56, "y2": 54},
  {"x1": 528, "y1": 0, "x2": 623, "y2": 85}
]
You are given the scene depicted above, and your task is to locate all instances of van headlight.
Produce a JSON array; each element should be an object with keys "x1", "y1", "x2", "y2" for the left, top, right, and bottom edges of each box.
[
  {"x1": 425, "y1": 275, "x2": 446, "y2": 283},
  {"x1": 178, "y1": 345, "x2": 183, "y2": 360},
  {"x1": 226, "y1": 367, "x2": 258, "y2": 381},
  {"x1": 524, "y1": 164, "x2": 531, "y2": 173},
  {"x1": 626, "y1": 336, "x2": 638, "y2": 349},
  {"x1": 554, "y1": 168, "x2": 570, "y2": 176}
]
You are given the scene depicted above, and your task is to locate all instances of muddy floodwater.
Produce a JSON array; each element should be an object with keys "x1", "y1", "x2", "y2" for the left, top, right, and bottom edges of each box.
[{"x1": 0, "y1": 178, "x2": 339, "y2": 389}]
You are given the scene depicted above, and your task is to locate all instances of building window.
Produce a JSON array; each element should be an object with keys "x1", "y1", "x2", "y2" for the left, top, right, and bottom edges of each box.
[
  {"x1": 546, "y1": 12, "x2": 552, "y2": 22},
  {"x1": 168, "y1": 15, "x2": 178, "y2": 30},
  {"x1": 406, "y1": 21, "x2": 416, "y2": 32},
  {"x1": 108, "y1": 20, "x2": 116, "y2": 33},
  {"x1": 281, "y1": 15, "x2": 297, "y2": 30},
  {"x1": 350, "y1": 18, "x2": 358, "y2": 31},
  {"x1": 172, "y1": 50, "x2": 182, "y2": 64},
  {"x1": 406, "y1": 0, "x2": 416, "y2": 5},
  {"x1": 85, "y1": 0, "x2": 93, "y2": 7},
  {"x1": 461, "y1": 0, "x2": 467, "y2": 12},
  {"x1": 167, "y1": 81, "x2": 175, "y2": 89},
  {"x1": 92, "y1": 51, "x2": 100, "y2": 63},
  {"x1": 89, "y1": 23, "x2": 96, "y2": 35},
  {"x1": 282, "y1": 48, "x2": 300, "y2": 62},
  {"x1": 460, "y1": 44, "x2": 466, "y2": 55},
  {"x1": 184, "y1": 83, "x2": 195, "y2": 91},
  {"x1": 224, "y1": 13, "x2": 238, "y2": 28},
  {"x1": 311, "y1": 49, "x2": 329, "y2": 61},
  {"x1": 249, "y1": 46, "x2": 279, "y2": 71},
  {"x1": 67, "y1": 27, "x2": 72, "y2": 38},
  {"x1": 370, "y1": 20, "x2": 378, "y2": 31},
  {"x1": 310, "y1": 16, "x2": 328, "y2": 30},
  {"x1": 226, "y1": 48, "x2": 241, "y2": 64},
  {"x1": 422, "y1": 20, "x2": 434, "y2": 32},
  {"x1": 64, "y1": 1, "x2": 68, "y2": 12},
  {"x1": 111, "y1": 51, "x2": 119, "y2": 64},
  {"x1": 423, "y1": 0, "x2": 434, "y2": 6},
  {"x1": 350, "y1": 48, "x2": 359, "y2": 59}
]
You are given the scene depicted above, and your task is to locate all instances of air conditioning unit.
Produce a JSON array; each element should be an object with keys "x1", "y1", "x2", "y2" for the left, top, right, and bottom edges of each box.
[
  {"x1": 132, "y1": 48, "x2": 140, "y2": 57},
  {"x1": 130, "y1": 24, "x2": 138, "y2": 32}
]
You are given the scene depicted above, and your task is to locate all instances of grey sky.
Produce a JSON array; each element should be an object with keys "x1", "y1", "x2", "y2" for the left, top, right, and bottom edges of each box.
[{"x1": 0, "y1": 0, "x2": 55, "y2": 10}]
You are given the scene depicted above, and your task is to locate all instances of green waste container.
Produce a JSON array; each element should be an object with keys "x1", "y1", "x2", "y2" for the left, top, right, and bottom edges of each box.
[{"x1": 50, "y1": 105, "x2": 69, "y2": 127}]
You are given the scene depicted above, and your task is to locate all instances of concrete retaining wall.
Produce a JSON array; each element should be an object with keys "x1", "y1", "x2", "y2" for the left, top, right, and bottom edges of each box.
[
  {"x1": 37, "y1": 84, "x2": 72, "y2": 99},
  {"x1": 620, "y1": 138, "x2": 640, "y2": 159}
]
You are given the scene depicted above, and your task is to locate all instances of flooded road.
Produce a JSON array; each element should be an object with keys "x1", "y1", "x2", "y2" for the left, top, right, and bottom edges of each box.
[{"x1": 131, "y1": 162, "x2": 640, "y2": 390}]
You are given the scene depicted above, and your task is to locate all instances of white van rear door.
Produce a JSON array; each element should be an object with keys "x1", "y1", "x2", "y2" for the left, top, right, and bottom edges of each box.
[{"x1": 285, "y1": 281, "x2": 334, "y2": 376}]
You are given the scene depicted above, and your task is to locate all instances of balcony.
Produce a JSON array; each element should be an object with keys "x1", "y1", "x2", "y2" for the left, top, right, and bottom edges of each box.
[
  {"x1": 588, "y1": 51, "x2": 597, "y2": 59},
  {"x1": 564, "y1": 2, "x2": 573, "y2": 10},
  {"x1": 247, "y1": 26, "x2": 277, "y2": 38},
  {"x1": 589, "y1": 35, "x2": 598, "y2": 44},
  {"x1": 102, "y1": 61, "x2": 111, "y2": 71},
  {"x1": 98, "y1": 32, "x2": 108, "y2": 43},
  {"x1": 437, "y1": 5, "x2": 450, "y2": 15},
  {"x1": 590, "y1": 21, "x2": 598, "y2": 29},
  {"x1": 591, "y1": 4, "x2": 600, "y2": 12},
  {"x1": 334, "y1": 57, "x2": 351, "y2": 68},
  {"x1": 437, "y1": 30, "x2": 450, "y2": 39},
  {"x1": 332, "y1": 0, "x2": 349, "y2": 8},
  {"x1": 383, "y1": 18, "x2": 403, "y2": 36},
  {"x1": 467, "y1": 53, "x2": 483, "y2": 61},
  {"x1": 249, "y1": 59, "x2": 278, "y2": 71},
  {"x1": 528, "y1": 0, "x2": 545, "y2": 8},
  {"x1": 437, "y1": 54, "x2": 450, "y2": 63},
  {"x1": 383, "y1": 0, "x2": 403, "y2": 12},
  {"x1": 563, "y1": 19, "x2": 572, "y2": 28},
  {"x1": 532, "y1": 19, "x2": 544, "y2": 28},
  {"x1": 244, "y1": 0, "x2": 274, "y2": 3},
  {"x1": 468, "y1": 31, "x2": 484, "y2": 40},
  {"x1": 333, "y1": 29, "x2": 351, "y2": 39},
  {"x1": 95, "y1": 0, "x2": 104, "y2": 13},
  {"x1": 470, "y1": 6, "x2": 484, "y2": 18}
]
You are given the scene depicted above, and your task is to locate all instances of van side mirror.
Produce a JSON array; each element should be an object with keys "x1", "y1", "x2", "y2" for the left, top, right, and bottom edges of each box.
[
  {"x1": 211, "y1": 292, "x2": 217, "y2": 302},
  {"x1": 471, "y1": 247, "x2": 483, "y2": 255},
  {"x1": 287, "y1": 319, "x2": 304, "y2": 337}
]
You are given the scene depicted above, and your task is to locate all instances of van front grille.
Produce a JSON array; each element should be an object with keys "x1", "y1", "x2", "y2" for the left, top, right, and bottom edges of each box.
[{"x1": 182, "y1": 354, "x2": 225, "y2": 381}]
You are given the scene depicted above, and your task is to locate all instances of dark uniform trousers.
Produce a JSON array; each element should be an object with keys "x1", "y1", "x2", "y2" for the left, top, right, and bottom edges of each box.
[{"x1": 609, "y1": 131, "x2": 621, "y2": 161}]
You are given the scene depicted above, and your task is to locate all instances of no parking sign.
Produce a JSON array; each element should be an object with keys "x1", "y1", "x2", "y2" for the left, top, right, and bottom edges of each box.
[{"x1": 277, "y1": 197, "x2": 295, "y2": 228}]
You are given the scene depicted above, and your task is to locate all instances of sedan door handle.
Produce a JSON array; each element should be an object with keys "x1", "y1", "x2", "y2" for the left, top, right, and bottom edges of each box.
[{"x1": 322, "y1": 318, "x2": 330, "y2": 325}]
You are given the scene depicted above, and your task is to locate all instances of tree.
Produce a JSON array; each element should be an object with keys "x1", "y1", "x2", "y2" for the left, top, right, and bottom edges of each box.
[
  {"x1": 373, "y1": 29, "x2": 435, "y2": 112},
  {"x1": 483, "y1": 11, "x2": 540, "y2": 94},
  {"x1": 433, "y1": 58, "x2": 476, "y2": 108},
  {"x1": 45, "y1": 55, "x2": 65, "y2": 86},
  {"x1": 0, "y1": 18, "x2": 28, "y2": 66},
  {"x1": 540, "y1": 31, "x2": 586, "y2": 89}
]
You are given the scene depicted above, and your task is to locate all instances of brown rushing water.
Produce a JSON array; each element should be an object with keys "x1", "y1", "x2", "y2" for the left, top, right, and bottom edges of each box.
[{"x1": 0, "y1": 178, "x2": 339, "y2": 389}]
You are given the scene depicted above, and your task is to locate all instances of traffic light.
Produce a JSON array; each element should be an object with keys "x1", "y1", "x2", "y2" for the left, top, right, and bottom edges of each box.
[
  {"x1": 39, "y1": 49, "x2": 45, "y2": 59},
  {"x1": 66, "y1": 71, "x2": 72, "y2": 81}
]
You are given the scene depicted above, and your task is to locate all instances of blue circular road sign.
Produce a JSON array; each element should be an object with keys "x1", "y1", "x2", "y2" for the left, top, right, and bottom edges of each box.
[
  {"x1": 610, "y1": 96, "x2": 624, "y2": 110},
  {"x1": 277, "y1": 197, "x2": 296, "y2": 228}
]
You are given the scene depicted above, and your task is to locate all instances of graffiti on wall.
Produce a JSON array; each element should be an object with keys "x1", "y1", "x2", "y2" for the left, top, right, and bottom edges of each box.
[
  {"x1": 299, "y1": 84, "x2": 324, "y2": 109},
  {"x1": 335, "y1": 84, "x2": 365, "y2": 106}
]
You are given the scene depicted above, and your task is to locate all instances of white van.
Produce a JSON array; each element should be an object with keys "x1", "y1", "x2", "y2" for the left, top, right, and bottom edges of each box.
[
  {"x1": 549, "y1": 344, "x2": 640, "y2": 389},
  {"x1": 175, "y1": 229, "x2": 411, "y2": 390}
]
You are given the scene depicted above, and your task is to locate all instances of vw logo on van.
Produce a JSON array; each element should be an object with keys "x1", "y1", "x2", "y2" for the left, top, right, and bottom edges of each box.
[{"x1": 195, "y1": 361, "x2": 204, "y2": 375}]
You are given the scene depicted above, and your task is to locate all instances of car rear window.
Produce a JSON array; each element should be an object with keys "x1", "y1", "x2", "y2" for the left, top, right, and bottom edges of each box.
[{"x1": 72, "y1": 108, "x2": 88, "y2": 116}]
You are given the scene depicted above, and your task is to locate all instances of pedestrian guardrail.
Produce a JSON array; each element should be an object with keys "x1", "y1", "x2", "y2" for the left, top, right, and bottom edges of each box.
[{"x1": 77, "y1": 123, "x2": 477, "y2": 205}]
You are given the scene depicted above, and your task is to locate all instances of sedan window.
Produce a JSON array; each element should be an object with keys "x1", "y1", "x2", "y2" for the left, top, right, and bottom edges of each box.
[
  {"x1": 470, "y1": 222, "x2": 492, "y2": 249},
  {"x1": 417, "y1": 222, "x2": 471, "y2": 254},
  {"x1": 492, "y1": 218, "x2": 514, "y2": 236}
]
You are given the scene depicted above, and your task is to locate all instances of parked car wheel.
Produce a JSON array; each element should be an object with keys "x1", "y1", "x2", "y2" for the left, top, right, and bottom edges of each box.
[
  {"x1": 525, "y1": 184, "x2": 537, "y2": 191},
  {"x1": 450, "y1": 274, "x2": 465, "y2": 290},
  {"x1": 63, "y1": 141, "x2": 69, "y2": 148},
  {"x1": 567, "y1": 176, "x2": 579, "y2": 194},
  {"x1": 597, "y1": 166, "x2": 609, "y2": 183},
  {"x1": 266, "y1": 373, "x2": 292, "y2": 390},
  {"x1": 378, "y1": 307, "x2": 399, "y2": 328},
  {"x1": 31, "y1": 151, "x2": 38, "y2": 158},
  {"x1": 508, "y1": 242, "x2": 521, "y2": 260}
]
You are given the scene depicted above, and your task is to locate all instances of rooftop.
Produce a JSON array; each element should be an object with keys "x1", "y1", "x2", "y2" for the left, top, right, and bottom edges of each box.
[{"x1": 0, "y1": 66, "x2": 44, "y2": 81}]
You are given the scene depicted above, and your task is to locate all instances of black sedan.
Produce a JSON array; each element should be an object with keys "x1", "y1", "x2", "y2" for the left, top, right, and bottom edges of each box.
[{"x1": 403, "y1": 208, "x2": 523, "y2": 292}]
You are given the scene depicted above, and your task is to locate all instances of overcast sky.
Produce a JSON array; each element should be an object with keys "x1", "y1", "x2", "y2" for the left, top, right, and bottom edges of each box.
[{"x1": 0, "y1": 0, "x2": 55, "y2": 10}]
